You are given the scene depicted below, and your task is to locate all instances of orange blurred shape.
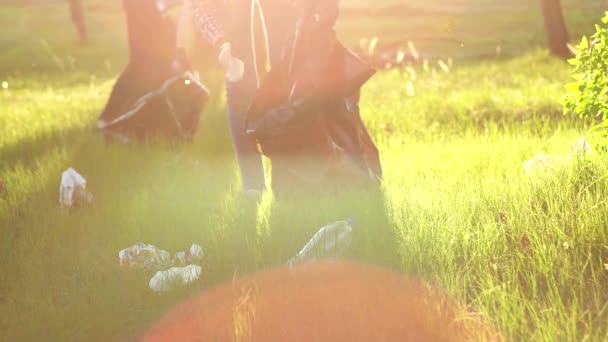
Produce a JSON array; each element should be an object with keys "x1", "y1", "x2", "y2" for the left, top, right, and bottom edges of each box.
[{"x1": 143, "y1": 261, "x2": 501, "y2": 342}]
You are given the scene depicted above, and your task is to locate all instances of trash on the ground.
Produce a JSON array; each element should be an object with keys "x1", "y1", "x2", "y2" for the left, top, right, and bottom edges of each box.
[
  {"x1": 522, "y1": 152, "x2": 570, "y2": 175},
  {"x1": 59, "y1": 168, "x2": 94, "y2": 207},
  {"x1": 149, "y1": 264, "x2": 202, "y2": 293},
  {"x1": 119, "y1": 243, "x2": 205, "y2": 292},
  {"x1": 172, "y1": 244, "x2": 204, "y2": 267},
  {"x1": 523, "y1": 137, "x2": 594, "y2": 175},
  {"x1": 288, "y1": 218, "x2": 354, "y2": 266},
  {"x1": 571, "y1": 137, "x2": 593, "y2": 155},
  {"x1": 119, "y1": 242, "x2": 172, "y2": 271}
]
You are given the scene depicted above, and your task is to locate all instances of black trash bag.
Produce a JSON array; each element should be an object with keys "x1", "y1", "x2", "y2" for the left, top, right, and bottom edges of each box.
[
  {"x1": 246, "y1": 12, "x2": 381, "y2": 194},
  {"x1": 324, "y1": 92, "x2": 382, "y2": 183},
  {"x1": 97, "y1": 72, "x2": 209, "y2": 142},
  {"x1": 97, "y1": 0, "x2": 208, "y2": 142}
]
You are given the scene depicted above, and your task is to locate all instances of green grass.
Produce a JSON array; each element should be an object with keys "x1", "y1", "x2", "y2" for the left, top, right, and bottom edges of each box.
[
  {"x1": 2, "y1": 1, "x2": 608, "y2": 341},
  {"x1": 2, "y1": 0, "x2": 604, "y2": 73}
]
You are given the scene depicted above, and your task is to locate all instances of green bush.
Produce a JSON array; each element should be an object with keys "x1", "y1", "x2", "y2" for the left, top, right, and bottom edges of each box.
[{"x1": 561, "y1": 11, "x2": 608, "y2": 152}]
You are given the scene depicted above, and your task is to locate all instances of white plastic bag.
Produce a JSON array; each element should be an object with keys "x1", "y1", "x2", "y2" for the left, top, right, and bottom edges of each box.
[
  {"x1": 59, "y1": 168, "x2": 93, "y2": 207},
  {"x1": 523, "y1": 138, "x2": 594, "y2": 176},
  {"x1": 149, "y1": 264, "x2": 202, "y2": 293},
  {"x1": 522, "y1": 153, "x2": 570, "y2": 175}
]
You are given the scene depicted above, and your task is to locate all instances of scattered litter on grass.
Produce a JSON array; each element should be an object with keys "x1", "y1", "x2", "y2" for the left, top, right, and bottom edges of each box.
[
  {"x1": 119, "y1": 243, "x2": 204, "y2": 270},
  {"x1": 571, "y1": 137, "x2": 592, "y2": 154},
  {"x1": 149, "y1": 264, "x2": 202, "y2": 293},
  {"x1": 523, "y1": 138, "x2": 593, "y2": 175},
  {"x1": 522, "y1": 153, "x2": 569, "y2": 175},
  {"x1": 288, "y1": 218, "x2": 354, "y2": 266},
  {"x1": 119, "y1": 243, "x2": 172, "y2": 271},
  {"x1": 59, "y1": 168, "x2": 94, "y2": 207},
  {"x1": 172, "y1": 244, "x2": 204, "y2": 267},
  {"x1": 119, "y1": 243, "x2": 204, "y2": 292}
]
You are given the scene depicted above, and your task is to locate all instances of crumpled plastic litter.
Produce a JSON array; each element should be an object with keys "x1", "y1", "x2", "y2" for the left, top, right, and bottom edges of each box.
[
  {"x1": 149, "y1": 264, "x2": 202, "y2": 293},
  {"x1": 119, "y1": 243, "x2": 172, "y2": 271},
  {"x1": 522, "y1": 152, "x2": 570, "y2": 175},
  {"x1": 172, "y1": 243, "x2": 204, "y2": 267},
  {"x1": 523, "y1": 138, "x2": 593, "y2": 175},
  {"x1": 119, "y1": 243, "x2": 204, "y2": 271},
  {"x1": 119, "y1": 243, "x2": 204, "y2": 292},
  {"x1": 288, "y1": 218, "x2": 354, "y2": 266},
  {"x1": 571, "y1": 137, "x2": 593, "y2": 155},
  {"x1": 59, "y1": 168, "x2": 94, "y2": 207}
]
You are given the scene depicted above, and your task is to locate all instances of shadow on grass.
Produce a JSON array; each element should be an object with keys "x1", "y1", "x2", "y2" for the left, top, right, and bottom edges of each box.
[{"x1": 0, "y1": 124, "x2": 94, "y2": 174}]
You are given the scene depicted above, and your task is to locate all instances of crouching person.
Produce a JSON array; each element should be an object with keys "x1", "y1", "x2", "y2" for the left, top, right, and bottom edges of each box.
[{"x1": 97, "y1": 0, "x2": 207, "y2": 142}]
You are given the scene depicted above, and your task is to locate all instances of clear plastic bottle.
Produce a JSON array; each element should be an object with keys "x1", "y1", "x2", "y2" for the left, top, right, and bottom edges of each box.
[{"x1": 289, "y1": 217, "x2": 355, "y2": 266}]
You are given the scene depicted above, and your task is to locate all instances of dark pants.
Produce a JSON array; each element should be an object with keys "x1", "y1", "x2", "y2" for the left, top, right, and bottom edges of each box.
[
  {"x1": 225, "y1": 0, "x2": 293, "y2": 192},
  {"x1": 99, "y1": 0, "x2": 176, "y2": 122}
]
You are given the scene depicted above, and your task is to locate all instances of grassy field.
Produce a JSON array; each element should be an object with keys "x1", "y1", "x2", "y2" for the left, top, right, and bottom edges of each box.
[
  {"x1": 2, "y1": 0, "x2": 605, "y2": 72},
  {"x1": 2, "y1": 1, "x2": 608, "y2": 341}
]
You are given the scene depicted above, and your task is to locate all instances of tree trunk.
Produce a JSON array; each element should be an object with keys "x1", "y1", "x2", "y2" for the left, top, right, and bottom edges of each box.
[{"x1": 540, "y1": 0, "x2": 571, "y2": 59}]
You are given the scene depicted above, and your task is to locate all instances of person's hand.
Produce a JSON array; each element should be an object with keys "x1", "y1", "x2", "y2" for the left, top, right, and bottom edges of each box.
[{"x1": 218, "y1": 42, "x2": 244, "y2": 82}]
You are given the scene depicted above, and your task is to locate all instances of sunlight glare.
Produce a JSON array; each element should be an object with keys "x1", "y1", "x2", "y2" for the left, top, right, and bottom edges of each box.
[
  {"x1": 367, "y1": 36, "x2": 378, "y2": 55},
  {"x1": 438, "y1": 60, "x2": 449, "y2": 73},
  {"x1": 396, "y1": 50, "x2": 405, "y2": 64},
  {"x1": 407, "y1": 41, "x2": 419, "y2": 61},
  {"x1": 405, "y1": 82, "x2": 415, "y2": 97}
]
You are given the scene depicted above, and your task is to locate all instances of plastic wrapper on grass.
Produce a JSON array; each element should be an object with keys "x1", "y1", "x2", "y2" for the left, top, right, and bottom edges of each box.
[
  {"x1": 59, "y1": 168, "x2": 94, "y2": 208},
  {"x1": 119, "y1": 243, "x2": 172, "y2": 271}
]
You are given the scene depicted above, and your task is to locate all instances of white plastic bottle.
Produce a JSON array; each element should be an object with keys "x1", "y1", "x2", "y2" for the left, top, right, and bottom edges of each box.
[{"x1": 288, "y1": 217, "x2": 355, "y2": 266}]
